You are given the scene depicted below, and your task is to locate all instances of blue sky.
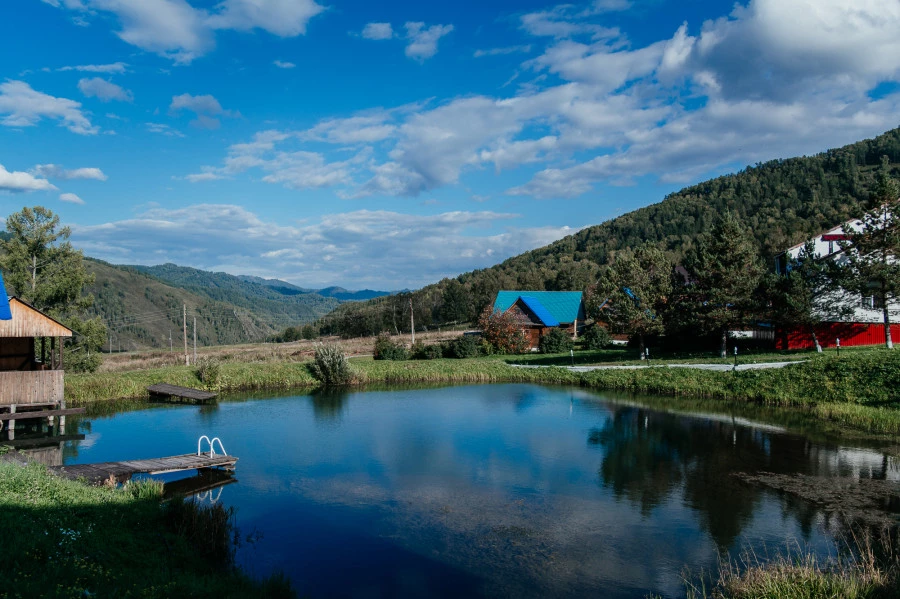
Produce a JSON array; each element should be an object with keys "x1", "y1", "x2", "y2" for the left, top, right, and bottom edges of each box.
[{"x1": 2, "y1": 0, "x2": 900, "y2": 289}]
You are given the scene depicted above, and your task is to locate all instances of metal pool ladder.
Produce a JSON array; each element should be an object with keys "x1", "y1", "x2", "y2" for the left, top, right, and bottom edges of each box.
[{"x1": 197, "y1": 435, "x2": 227, "y2": 457}]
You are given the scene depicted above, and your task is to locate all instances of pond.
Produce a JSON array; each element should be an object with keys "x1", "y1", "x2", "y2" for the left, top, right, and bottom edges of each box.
[{"x1": 55, "y1": 385, "x2": 900, "y2": 597}]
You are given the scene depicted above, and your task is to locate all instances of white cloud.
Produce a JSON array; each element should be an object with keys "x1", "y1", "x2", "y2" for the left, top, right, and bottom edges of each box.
[
  {"x1": 44, "y1": 0, "x2": 325, "y2": 63},
  {"x1": 273, "y1": 60, "x2": 295, "y2": 68},
  {"x1": 520, "y1": 5, "x2": 621, "y2": 39},
  {"x1": 474, "y1": 45, "x2": 532, "y2": 58},
  {"x1": 77, "y1": 77, "x2": 133, "y2": 102},
  {"x1": 361, "y1": 22, "x2": 393, "y2": 40},
  {"x1": 59, "y1": 62, "x2": 128, "y2": 73},
  {"x1": 169, "y1": 93, "x2": 237, "y2": 129},
  {"x1": 300, "y1": 114, "x2": 396, "y2": 144},
  {"x1": 404, "y1": 22, "x2": 454, "y2": 62},
  {"x1": 59, "y1": 192, "x2": 85, "y2": 204},
  {"x1": 31, "y1": 164, "x2": 108, "y2": 181},
  {"x1": 71, "y1": 204, "x2": 576, "y2": 288},
  {"x1": 0, "y1": 164, "x2": 58, "y2": 193},
  {"x1": 0, "y1": 80, "x2": 98, "y2": 135},
  {"x1": 184, "y1": 171, "x2": 226, "y2": 182},
  {"x1": 146, "y1": 122, "x2": 185, "y2": 137},
  {"x1": 206, "y1": 0, "x2": 325, "y2": 37}
]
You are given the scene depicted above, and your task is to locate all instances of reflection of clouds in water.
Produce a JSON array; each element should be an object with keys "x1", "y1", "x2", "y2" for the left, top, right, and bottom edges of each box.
[{"x1": 285, "y1": 472, "x2": 716, "y2": 597}]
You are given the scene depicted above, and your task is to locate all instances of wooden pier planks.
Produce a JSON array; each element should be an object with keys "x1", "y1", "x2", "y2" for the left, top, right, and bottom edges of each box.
[
  {"x1": 51, "y1": 453, "x2": 238, "y2": 483},
  {"x1": 147, "y1": 383, "x2": 217, "y2": 403},
  {"x1": 0, "y1": 407, "x2": 85, "y2": 422}
]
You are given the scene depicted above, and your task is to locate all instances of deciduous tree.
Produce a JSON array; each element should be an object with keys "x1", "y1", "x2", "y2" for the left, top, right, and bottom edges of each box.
[
  {"x1": 0, "y1": 206, "x2": 106, "y2": 371},
  {"x1": 588, "y1": 244, "x2": 672, "y2": 358}
]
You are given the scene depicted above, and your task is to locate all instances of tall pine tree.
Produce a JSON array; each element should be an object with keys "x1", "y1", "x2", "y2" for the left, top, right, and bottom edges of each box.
[{"x1": 682, "y1": 214, "x2": 764, "y2": 357}]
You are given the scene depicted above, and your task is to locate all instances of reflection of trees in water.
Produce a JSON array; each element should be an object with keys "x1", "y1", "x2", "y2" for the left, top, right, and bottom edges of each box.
[
  {"x1": 310, "y1": 389, "x2": 350, "y2": 421},
  {"x1": 589, "y1": 407, "x2": 831, "y2": 548}
]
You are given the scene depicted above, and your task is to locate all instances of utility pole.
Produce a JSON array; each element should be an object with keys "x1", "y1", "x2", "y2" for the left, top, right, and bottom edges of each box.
[
  {"x1": 193, "y1": 316, "x2": 197, "y2": 363},
  {"x1": 183, "y1": 304, "x2": 189, "y2": 366},
  {"x1": 410, "y1": 297, "x2": 415, "y2": 345}
]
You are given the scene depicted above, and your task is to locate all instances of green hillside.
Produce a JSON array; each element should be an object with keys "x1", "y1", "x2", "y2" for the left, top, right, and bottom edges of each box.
[
  {"x1": 85, "y1": 260, "x2": 337, "y2": 351},
  {"x1": 130, "y1": 263, "x2": 339, "y2": 318},
  {"x1": 319, "y1": 126, "x2": 900, "y2": 338}
]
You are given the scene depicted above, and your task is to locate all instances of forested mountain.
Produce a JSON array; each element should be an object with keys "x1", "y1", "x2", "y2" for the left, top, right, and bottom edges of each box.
[
  {"x1": 85, "y1": 260, "x2": 343, "y2": 351},
  {"x1": 130, "y1": 264, "x2": 339, "y2": 316},
  {"x1": 319, "y1": 126, "x2": 900, "y2": 338}
]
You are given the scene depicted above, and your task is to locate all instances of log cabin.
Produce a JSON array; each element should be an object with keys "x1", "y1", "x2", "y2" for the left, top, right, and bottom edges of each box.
[{"x1": 493, "y1": 291, "x2": 586, "y2": 350}]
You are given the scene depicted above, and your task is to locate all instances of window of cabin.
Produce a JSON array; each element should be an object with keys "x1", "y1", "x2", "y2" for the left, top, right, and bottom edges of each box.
[{"x1": 861, "y1": 295, "x2": 874, "y2": 309}]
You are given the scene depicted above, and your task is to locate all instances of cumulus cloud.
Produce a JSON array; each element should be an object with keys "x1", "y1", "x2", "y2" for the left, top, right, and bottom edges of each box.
[
  {"x1": 0, "y1": 80, "x2": 98, "y2": 135},
  {"x1": 404, "y1": 22, "x2": 454, "y2": 62},
  {"x1": 58, "y1": 62, "x2": 128, "y2": 73},
  {"x1": 43, "y1": 0, "x2": 325, "y2": 63},
  {"x1": 0, "y1": 164, "x2": 58, "y2": 193},
  {"x1": 169, "y1": 93, "x2": 237, "y2": 129},
  {"x1": 77, "y1": 77, "x2": 133, "y2": 102},
  {"x1": 59, "y1": 192, "x2": 85, "y2": 204},
  {"x1": 361, "y1": 22, "x2": 393, "y2": 40},
  {"x1": 71, "y1": 204, "x2": 576, "y2": 288},
  {"x1": 31, "y1": 164, "x2": 108, "y2": 181},
  {"x1": 273, "y1": 60, "x2": 295, "y2": 68}
]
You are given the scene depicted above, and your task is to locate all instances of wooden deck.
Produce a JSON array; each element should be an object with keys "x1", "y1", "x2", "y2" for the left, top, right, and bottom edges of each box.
[
  {"x1": 51, "y1": 453, "x2": 238, "y2": 484},
  {"x1": 148, "y1": 383, "x2": 217, "y2": 403},
  {"x1": 0, "y1": 407, "x2": 85, "y2": 422}
]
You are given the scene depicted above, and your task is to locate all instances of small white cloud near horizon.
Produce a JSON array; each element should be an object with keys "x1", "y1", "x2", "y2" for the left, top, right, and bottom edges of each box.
[
  {"x1": 361, "y1": 22, "x2": 394, "y2": 40},
  {"x1": 78, "y1": 77, "x2": 134, "y2": 102},
  {"x1": 60, "y1": 192, "x2": 85, "y2": 204},
  {"x1": 273, "y1": 60, "x2": 296, "y2": 68},
  {"x1": 31, "y1": 164, "x2": 108, "y2": 181},
  {"x1": 146, "y1": 122, "x2": 185, "y2": 137},
  {"x1": 0, "y1": 164, "x2": 58, "y2": 192},
  {"x1": 70, "y1": 203, "x2": 577, "y2": 289}
]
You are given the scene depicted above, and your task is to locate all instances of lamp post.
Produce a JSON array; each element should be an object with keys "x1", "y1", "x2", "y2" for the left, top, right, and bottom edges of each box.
[
  {"x1": 836, "y1": 338, "x2": 840, "y2": 357},
  {"x1": 733, "y1": 346, "x2": 738, "y2": 371}
]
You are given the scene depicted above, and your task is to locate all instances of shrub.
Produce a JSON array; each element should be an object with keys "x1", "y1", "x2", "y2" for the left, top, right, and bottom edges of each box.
[
  {"x1": 582, "y1": 325, "x2": 612, "y2": 350},
  {"x1": 477, "y1": 307, "x2": 528, "y2": 354},
  {"x1": 66, "y1": 350, "x2": 102, "y2": 373},
  {"x1": 539, "y1": 328, "x2": 574, "y2": 354},
  {"x1": 373, "y1": 333, "x2": 408, "y2": 360},
  {"x1": 194, "y1": 357, "x2": 221, "y2": 388},
  {"x1": 309, "y1": 344, "x2": 353, "y2": 385},
  {"x1": 301, "y1": 324, "x2": 318, "y2": 340},
  {"x1": 448, "y1": 334, "x2": 481, "y2": 358},
  {"x1": 411, "y1": 341, "x2": 444, "y2": 360}
]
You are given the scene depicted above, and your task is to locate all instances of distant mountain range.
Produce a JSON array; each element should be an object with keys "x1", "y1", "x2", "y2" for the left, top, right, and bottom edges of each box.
[{"x1": 82, "y1": 260, "x2": 390, "y2": 351}]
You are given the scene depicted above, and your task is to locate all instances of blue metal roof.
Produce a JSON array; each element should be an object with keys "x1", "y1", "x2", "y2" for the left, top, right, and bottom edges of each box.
[
  {"x1": 0, "y1": 271, "x2": 10, "y2": 321},
  {"x1": 493, "y1": 291, "x2": 585, "y2": 324},
  {"x1": 518, "y1": 296, "x2": 560, "y2": 326}
]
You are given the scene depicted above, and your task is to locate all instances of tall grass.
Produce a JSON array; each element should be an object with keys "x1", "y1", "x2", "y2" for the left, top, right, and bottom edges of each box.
[{"x1": 682, "y1": 532, "x2": 899, "y2": 599}]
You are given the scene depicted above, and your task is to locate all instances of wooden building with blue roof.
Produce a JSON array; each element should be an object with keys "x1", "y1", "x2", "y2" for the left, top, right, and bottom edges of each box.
[{"x1": 493, "y1": 291, "x2": 586, "y2": 350}]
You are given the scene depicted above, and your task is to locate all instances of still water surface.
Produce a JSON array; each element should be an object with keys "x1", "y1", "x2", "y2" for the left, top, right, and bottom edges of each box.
[{"x1": 61, "y1": 384, "x2": 899, "y2": 598}]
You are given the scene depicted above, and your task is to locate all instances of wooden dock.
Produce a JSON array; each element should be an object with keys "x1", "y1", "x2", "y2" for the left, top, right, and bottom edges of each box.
[
  {"x1": 147, "y1": 383, "x2": 217, "y2": 404},
  {"x1": 51, "y1": 453, "x2": 238, "y2": 484}
]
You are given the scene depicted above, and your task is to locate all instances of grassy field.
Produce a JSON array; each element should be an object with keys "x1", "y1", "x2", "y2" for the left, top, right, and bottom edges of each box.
[
  {"x1": 0, "y1": 459, "x2": 293, "y2": 598},
  {"x1": 66, "y1": 343, "x2": 900, "y2": 435}
]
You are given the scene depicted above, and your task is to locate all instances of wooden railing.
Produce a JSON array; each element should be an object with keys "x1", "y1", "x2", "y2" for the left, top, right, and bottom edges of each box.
[{"x1": 0, "y1": 370, "x2": 64, "y2": 405}]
